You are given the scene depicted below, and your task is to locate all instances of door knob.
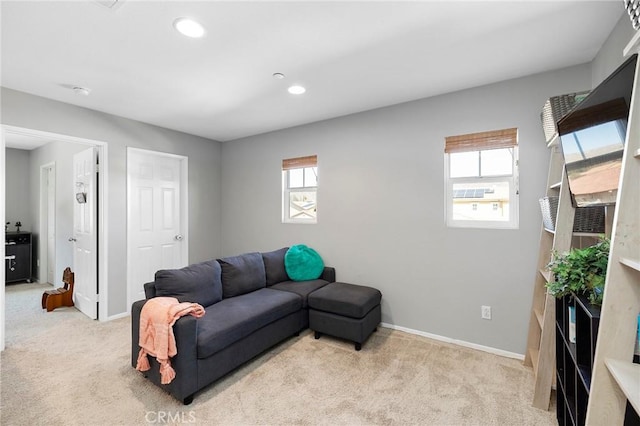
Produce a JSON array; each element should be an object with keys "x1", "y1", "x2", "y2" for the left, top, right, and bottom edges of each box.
[
  {"x1": 68, "y1": 237, "x2": 77, "y2": 242},
  {"x1": 174, "y1": 234, "x2": 184, "y2": 241}
]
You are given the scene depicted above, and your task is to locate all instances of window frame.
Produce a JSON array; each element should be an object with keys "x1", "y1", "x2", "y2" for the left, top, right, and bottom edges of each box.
[
  {"x1": 282, "y1": 156, "x2": 318, "y2": 224},
  {"x1": 444, "y1": 129, "x2": 519, "y2": 229}
]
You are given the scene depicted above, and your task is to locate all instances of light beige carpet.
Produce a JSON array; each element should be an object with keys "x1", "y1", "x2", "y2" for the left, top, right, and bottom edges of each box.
[{"x1": 1, "y1": 283, "x2": 556, "y2": 425}]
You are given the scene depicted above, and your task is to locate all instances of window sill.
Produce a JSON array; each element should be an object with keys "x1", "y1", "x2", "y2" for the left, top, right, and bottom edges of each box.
[
  {"x1": 282, "y1": 220, "x2": 317, "y2": 225},
  {"x1": 446, "y1": 221, "x2": 519, "y2": 230}
]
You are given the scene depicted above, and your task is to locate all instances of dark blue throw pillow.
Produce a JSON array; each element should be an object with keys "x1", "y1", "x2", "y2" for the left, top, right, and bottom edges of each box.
[
  {"x1": 262, "y1": 247, "x2": 290, "y2": 286},
  {"x1": 218, "y1": 252, "x2": 266, "y2": 298},
  {"x1": 154, "y1": 260, "x2": 222, "y2": 307}
]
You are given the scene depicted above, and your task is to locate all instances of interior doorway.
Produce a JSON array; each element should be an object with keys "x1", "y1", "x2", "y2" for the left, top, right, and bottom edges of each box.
[
  {"x1": 40, "y1": 162, "x2": 56, "y2": 285},
  {"x1": 1, "y1": 125, "x2": 109, "y2": 351}
]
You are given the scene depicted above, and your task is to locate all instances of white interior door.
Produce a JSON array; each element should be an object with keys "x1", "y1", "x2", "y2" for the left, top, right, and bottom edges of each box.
[
  {"x1": 46, "y1": 165, "x2": 56, "y2": 285},
  {"x1": 72, "y1": 147, "x2": 98, "y2": 319},
  {"x1": 127, "y1": 149, "x2": 187, "y2": 307}
]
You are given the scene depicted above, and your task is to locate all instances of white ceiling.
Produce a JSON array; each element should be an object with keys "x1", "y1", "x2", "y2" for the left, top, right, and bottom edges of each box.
[
  {"x1": 1, "y1": 1, "x2": 625, "y2": 143},
  {"x1": 3, "y1": 132, "x2": 54, "y2": 150}
]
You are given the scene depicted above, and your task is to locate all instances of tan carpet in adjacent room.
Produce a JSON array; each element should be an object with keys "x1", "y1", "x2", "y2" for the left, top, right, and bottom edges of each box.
[{"x1": 1, "y1": 283, "x2": 556, "y2": 425}]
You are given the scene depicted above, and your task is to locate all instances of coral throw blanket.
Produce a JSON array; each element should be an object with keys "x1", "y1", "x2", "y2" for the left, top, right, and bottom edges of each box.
[{"x1": 136, "y1": 297, "x2": 205, "y2": 384}]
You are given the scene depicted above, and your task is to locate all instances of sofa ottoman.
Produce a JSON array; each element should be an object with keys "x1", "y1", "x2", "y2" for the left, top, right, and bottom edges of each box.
[{"x1": 308, "y1": 282, "x2": 382, "y2": 351}]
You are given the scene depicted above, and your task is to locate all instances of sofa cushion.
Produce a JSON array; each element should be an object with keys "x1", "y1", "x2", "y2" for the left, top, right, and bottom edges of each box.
[
  {"x1": 154, "y1": 260, "x2": 222, "y2": 307},
  {"x1": 270, "y1": 279, "x2": 329, "y2": 308},
  {"x1": 196, "y1": 288, "x2": 302, "y2": 359},
  {"x1": 308, "y1": 282, "x2": 382, "y2": 319},
  {"x1": 284, "y1": 245, "x2": 324, "y2": 281},
  {"x1": 262, "y1": 247, "x2": 290, "y2": 286},
  {"x1": 218, "y1": 252, "x2": 266, "y2": 298}
]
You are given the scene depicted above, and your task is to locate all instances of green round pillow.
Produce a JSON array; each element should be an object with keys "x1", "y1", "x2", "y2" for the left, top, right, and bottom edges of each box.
[{"x1": 284, "y1": 245, "x2": 324, "y2": 281}]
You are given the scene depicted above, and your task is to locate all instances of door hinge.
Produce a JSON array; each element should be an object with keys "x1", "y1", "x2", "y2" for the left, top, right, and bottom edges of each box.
[{"x1": 95, "y1": 164, "x2": 100, "y2": 173}]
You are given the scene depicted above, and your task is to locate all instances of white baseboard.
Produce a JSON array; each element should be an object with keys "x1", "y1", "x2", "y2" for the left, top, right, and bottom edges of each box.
[
  {"x1": 104, "y1": 312, "x2": 129, "y2": 322},
  {"x1": 380, "y1": 322, "x2": 525, "y2": 361}
]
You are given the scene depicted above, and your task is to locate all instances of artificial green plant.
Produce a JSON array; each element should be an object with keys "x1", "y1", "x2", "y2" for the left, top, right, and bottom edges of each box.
[{"x1": 546, "y1": 237, "x2": 610, "y2": 306}]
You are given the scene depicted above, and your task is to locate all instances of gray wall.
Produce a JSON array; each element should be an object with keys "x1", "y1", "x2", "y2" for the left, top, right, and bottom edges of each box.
[
  {"x1": 217, "y1": 20, "x2": 637, "y2": 355},
  {"x1": 591, "y1": 14, "x2": 636, "y2": 88},
  {"x1": 5, "y1": 148, "x2": 31, "y2": 232},
  {"x1": 1, "y1": 88, "x2": 223, "y2": 316},
  {"x1": 27, "y1": 140, "x2": 90, "y2": 284},
  {"x1": 220, "y1": 64, "x2": 593, "y2": 354},
  {"x1": 2, "y1": 16, "x2": 634, "y2": 350}
]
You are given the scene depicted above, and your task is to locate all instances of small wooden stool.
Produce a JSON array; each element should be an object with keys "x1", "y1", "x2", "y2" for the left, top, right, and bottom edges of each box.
[{"x1": 41, "y1": 267, "x2": 75, "y2": 312}]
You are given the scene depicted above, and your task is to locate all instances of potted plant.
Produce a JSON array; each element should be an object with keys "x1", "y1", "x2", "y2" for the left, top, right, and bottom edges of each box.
[{"x1": 546, "y1": 237, "x2": 610, "y2": 306}]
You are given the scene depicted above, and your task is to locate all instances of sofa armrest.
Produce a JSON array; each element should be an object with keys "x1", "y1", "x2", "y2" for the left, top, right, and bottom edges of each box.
[
  {"x1": 143, "y1": 281, "x2": 156, "y2": 299},
  {"x1": 131, "y1": 298, "x2": 200, "y2": 402},
  {"x1": 131, "y1": 300, "x2": 199, "y2": 368},
  {"x1": 321, "y1": 267, "x2": 336, "y2": 283},
  {"x1": 131, "y1": 299, "x2": 147, "y2": 367},
  {"x1": 171, "y1": 315, "x2": 199, "y2": 363}
]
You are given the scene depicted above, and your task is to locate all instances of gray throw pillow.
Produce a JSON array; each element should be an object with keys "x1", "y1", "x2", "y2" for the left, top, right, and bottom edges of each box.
[
  {"x1": 262, "y1": 247, "x2": 290, "y2": 286},
  {"x1": 218, "y1": 252, "x2": 266, "y2": 298},
  {"x1": 154, "y1": 260, "x2": 222, "y2": 307}
]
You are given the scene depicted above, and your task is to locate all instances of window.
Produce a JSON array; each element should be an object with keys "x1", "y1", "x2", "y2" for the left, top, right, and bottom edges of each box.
[
  {"x1": 444, "y1": 128, "x2": 519, "y2": 229},
  {"x1": 282, "y1": 155, "x2": 317, "y2": 223}
]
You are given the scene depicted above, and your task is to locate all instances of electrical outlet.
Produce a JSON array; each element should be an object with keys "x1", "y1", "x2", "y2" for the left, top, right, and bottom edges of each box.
[{"x1": 481, "y1": 305, "x2": 492, "y2": 320}]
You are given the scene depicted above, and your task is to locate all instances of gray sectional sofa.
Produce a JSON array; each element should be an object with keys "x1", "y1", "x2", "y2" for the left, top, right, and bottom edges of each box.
[{"x1": 131, "y1": 247, "x2": 334, "y2": 404}]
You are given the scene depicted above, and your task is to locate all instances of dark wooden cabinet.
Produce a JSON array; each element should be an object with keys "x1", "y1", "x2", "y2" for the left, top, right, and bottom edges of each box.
[{"x1": 5, "y1": 232, "x2": 32, "y2": 283}]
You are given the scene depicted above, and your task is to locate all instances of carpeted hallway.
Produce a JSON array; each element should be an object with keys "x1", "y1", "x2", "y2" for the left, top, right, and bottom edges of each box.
[{"x1": 1, "y1": 283, "x2": 556, "y2": 425}]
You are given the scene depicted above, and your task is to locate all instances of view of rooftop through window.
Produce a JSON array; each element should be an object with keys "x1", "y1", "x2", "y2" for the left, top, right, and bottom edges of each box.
[
  {"x1": 444, "y1": 128, "x2": 519, "y2": 228},
  {"x1": 282, "y1": 155, "x2": 318, "y2": 223}
]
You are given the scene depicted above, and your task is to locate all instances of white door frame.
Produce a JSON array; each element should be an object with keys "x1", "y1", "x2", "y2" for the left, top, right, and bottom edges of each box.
[
  {"x1": 1, "y1": 125, "x2": 109, "y2": 351},
  {"x1": 126, "y1": 147, "x2": 189, "y2": 312},
  {"x1": 1, "y1": 129, "x2": 5, "y2": 351},
  {"x1": 40, "y1": 162, "x2": 56, "y2": 285}
]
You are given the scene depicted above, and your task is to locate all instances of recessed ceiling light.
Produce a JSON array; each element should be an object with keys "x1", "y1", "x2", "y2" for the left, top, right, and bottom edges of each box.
[
  {"x1": 273, "y1": 73, "x2": 285, "y2": 79},
  {"x1": 173, "y1": 17, "x2": 205, "y2": 38},
  {"x1": 288, "y1": 85, "x2": 306, "y2": 95},
  {"x1": 73, "y1": 86, "x2": 91, "y2": 96}
]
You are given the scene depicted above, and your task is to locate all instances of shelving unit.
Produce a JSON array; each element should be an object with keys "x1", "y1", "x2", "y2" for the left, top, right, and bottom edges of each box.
[
  {"x1": 604, "y1": 359, "x2": 640, "y2": 414},
  {"x1": 585, "y1": 39, "x2": 640, "y2": 426},
  {"x1": 525, "y1": 135, "x2": 576, "y2": 410},
  {"x1": 556, "y1": 294, "x2": 601, "y2": 426}
]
